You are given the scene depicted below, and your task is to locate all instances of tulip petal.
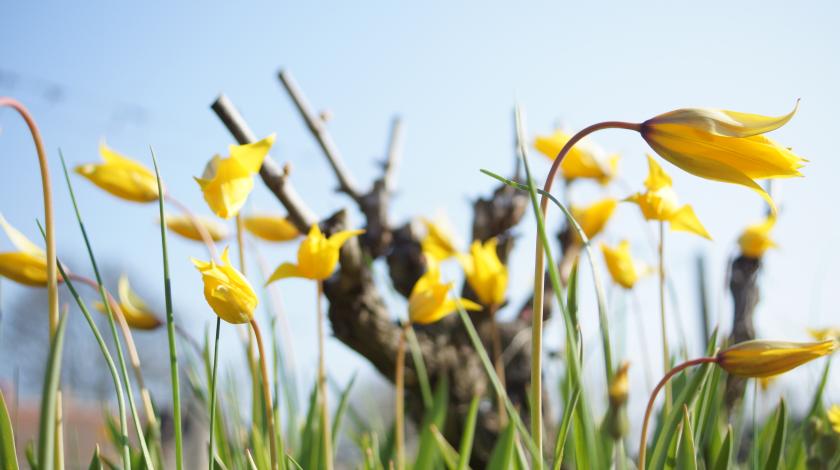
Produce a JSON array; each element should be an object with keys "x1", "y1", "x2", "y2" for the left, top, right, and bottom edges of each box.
[
  {"x1": 328, "y1": 229, "x2": 365, "y2": 249},
  {"x1": 0, "y1": 214, "x2": 44, "y2": 256},
  {"x1": 644, "y1": 155, "x2": 672, "y2": 191},
  {"x1": 266, "y1": 262, "x2": 302, "y2": 285},
  {"x1": 669, "y1": 205, "x2": 711, "y2": 240},
  {"x1": 646, "y1": 101, "x2": 799, "y2": 138},
  {"x1": 229, "y1": 134, "x2": 275, "y2": 174}
]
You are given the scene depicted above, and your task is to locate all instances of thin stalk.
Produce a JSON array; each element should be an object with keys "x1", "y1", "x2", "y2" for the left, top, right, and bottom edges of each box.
[
  {"x1": 58, "y1": 153, "x2": 153, "y2": 468},
  {"x1": 251, "y1": 319, "x2": 279, "y2": 470},
  {"x1": 236, "y1": 213, "x2": 262, "y2": 436},
  {"x1": 208, "y1": 316, "x2": 221, "y2": 470},
  {"x1": 638, "y1": 357, "x2": 717, "y2": 469},
  {"x1": 488, "y1": 306, "x2": 507, "y2": 425},
  {"x1": 316, "y1": 280, "x2": 334, "y2": 470},
  {"x1": 151, "y1": 149, "x2": 183, "y2": 470},
  {"x1": 658, "y1": 221, "x2": 671, "y2": 414},
  {"x1": 404, "y1": 326, "x2": 433, "y2": 409},
  {"x1": 165, "y1": 194, "x2": 219, "y2": 259},
  {"x1": 395, "y1": 323, "x2": 408, "y2": 470}
]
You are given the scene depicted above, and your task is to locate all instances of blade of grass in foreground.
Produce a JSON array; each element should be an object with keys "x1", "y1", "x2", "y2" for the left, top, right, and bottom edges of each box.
[
  {"x1": 151, "y1": 148, "x2": 184, "y2": 470},
  {"x1": 0, "y1": 388, "x2": 19, "y2": 470},
  {"x1": 36, "y1": 302, "x2": 68, "y2": 470}
]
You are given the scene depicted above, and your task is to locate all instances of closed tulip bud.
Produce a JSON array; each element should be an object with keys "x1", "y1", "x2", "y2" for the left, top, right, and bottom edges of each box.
[
  {"x1": 94, "y1": 275, "x2": 162, "y2": 330},
  {"x1": 408, "y1": 263, "x2": 481, "y2": 325},
  {"x1": 192, "y1": 247, "x2": 258, "y2": 324},
  {"x1": 75, "y1": 141, "x2": 160, "y2": 203},
  {"x1": 243, "y1": 214, "x2": 300, "y2": 242},
  {"x1": 164, "y1": 214, "x2": 229, "y2": 242},
  {"x1": 456, "y1": 238, "x2": 508, "y2": 308},
  {"x1": 534, "y1": 130, "x2": 619, "y2": 185},
  {"x1": 716, "y1": 339, "x2": 837, "y2": 378},
  {"x1": 266, "y1": 225, "x2": 363, "y2": 283}
]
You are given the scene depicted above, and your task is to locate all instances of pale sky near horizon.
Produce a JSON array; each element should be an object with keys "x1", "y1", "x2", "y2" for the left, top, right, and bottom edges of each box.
[{"x1": 2, "y1": 1, "x2": 839, "y2": 429}]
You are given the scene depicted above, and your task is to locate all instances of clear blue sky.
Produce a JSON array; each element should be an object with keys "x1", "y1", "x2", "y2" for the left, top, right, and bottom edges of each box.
[{"x1": 2, "y1": 2, "x2": 839, "y2": 422}]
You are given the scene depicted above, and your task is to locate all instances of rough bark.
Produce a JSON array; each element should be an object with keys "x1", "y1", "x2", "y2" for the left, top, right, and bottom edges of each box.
[{"x1": 724, "y1": 255, "x2": 761, "y2": 412}]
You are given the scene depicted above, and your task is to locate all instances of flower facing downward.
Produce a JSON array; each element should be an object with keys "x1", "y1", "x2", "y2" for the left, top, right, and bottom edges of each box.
[
  {"x1": 165, "y1": 214, "x2": 230, "y2": 242},
  {"x1": 738, "y1": 216, "x2": 777, "y2": 258},
  {"x1": 421, "y1": 218, "x2": 459, "y2": 262},
  {"x1": 640, "y1": 103, "x2": 805, "y2": 209},
  {"x1": 243, "y1": 215, "x2": 300, "y2": 242},
  {"x1": 195, "y1": 135, "x2": 275, "y2": 219},
  {"x1": 408, "y1": 261, "x2": 481, "y2": 325},
  {"x1": 266, "y1": 225, "x2": 364, "y2": 283},
  {"x1": 456, "y1": 238, "x2": 508, "y2": 308},
  {"x1": 625, "y1": 155, "x2": 711, "y2": 239},
  {"x1": 534, "y1": 130, "x2": 620, "y2": 185},
  {"x1": 570, "y1": 198, "x2": 618, "y2": 241},
  {"x1": 716, "y1": 339, "x2": 838, "y2": 378},
  {"x1": 75, "y1": 141, "x2": 160, "y2": 203},
  {"x1": 0, "y1": 214, "x2": 50, "y2": 287},
  {"x1": 94, "y1": 275, "x2": 162, "y2": 330},
  {"x1": 192, "y1": 247, "x2": 258, "y2": 324},
  {"x1": 601, "y1": 241, "x2": 646, "y2": 289}
]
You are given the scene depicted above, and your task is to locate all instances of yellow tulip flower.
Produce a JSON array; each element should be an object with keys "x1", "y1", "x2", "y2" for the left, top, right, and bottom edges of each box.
[
  {"x1": 625, "y1": 155, "x2": 711, "y2": 240},
  {"x1": 75, "y1": 141, "x2": 160, "y2": 203},
  {"x1": 94, "y1": 275, "x2": 162, "y2": 330},
  {"x1": 408, "y1": 263, "x2": 481, "y2": 325},
  {"x1": 266, "y1": 225, "x2": 364, "y2": 283},
  {"x1": 738, "y1": 216, "x2": 777, "y2": 258},
  {"x1": 534, "y1": 130, "x2": 619, "y2": 185},
  {"x1": 601, "y1": 240, "x2": 646, "y2": 289},
  {"x1": 192, "y1": 247, "x2": 258, "y2": 324},
  {"x1": 570, "y1": 198, "x2": 617, "y2": 241},
  {"x1": 828, "y1": 405, "x2": 840, "y2": 434},
  {"x1": 0, "y1": 214, "x2": 50, "y2": 287},
  {"x1": 421, "y1": 218, "x2": 459, "y2": 262},
  {"x1": 716, "y1": 339, "x2": 837, "y2": 378},
  {"x1": 456, "y1": 238, "x2": 508, "y2": 308},
  {"x1": 807, "y1": 327, "x2": 840, "y2": 342},
  {"x1": 164, "y1": 214, "x2": 230, "y2": 242},
  {"x1": 243, "y1": 214, "x2": 300, "y2": 242},
  {"x1": 195, "y1": 134, "x2": 275, "y2": 219},
  {"x1": 640, "y1": 103, "x2": 805, "y2": 209}
]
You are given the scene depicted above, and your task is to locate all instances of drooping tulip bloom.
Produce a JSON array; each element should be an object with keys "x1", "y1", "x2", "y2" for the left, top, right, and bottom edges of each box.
[
  {"x1": 716, "y1": 339, "x2": 837, "y2": 378},
  {"x1": 94, "y1": 275, "x2": 162, "y2": 330},
  {"x1": 601, "y1": 240, "x2": 646, "y2": 289},
  {"x1": 640, "y1": 103, "x2": 805, "y2": 207},
  {"x1": 75, "y1": 141, "x2": 160, "y2": 203},
  {"x1": 570, "y1": 198, "x2": 617, "y2": 241},
  {"x1": 0, "y1": 214, "x2": 50, "y2": 286},
  {"x1": 534, "y1": 130, "x2": 619, "y2": 185},
  {"x1": 243, "y1": 214, "x2": 300, "y2": 242},
  {"x1": 625, "y1": 155, "x2": 711, "y2": 239},
  {"x1": 408, "y1": 262, "x2": 481, "y2": 325},
  {"x1": 195, "y1": 135, "x2": 275, "y2": 219},
  {"x1": 420, "y1": 218, "x2": 459, "y2": 262},
  {"x1": 164, "y1": 214, "x2": 230, "y2": 242},
  {"x1": 192, "y1": 247, "x2": 258, "y2": 324},
  {"x1": 738, "y1": 216, "x2": 777, "y2": 258},
  {"x1": 456, "y1": 238, "x2": 508, "y2": 308},
  {"x1": 266, "y1": 225, "x2": 364, "y2": 283}
]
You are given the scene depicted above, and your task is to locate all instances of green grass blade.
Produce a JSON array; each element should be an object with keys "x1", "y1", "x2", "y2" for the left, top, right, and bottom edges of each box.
[
  {"x1": 429, "y1": 425, "x2": 460, "y2": 470},
  {"x1": 551, "y1": 388, "x2": 580, "y2": 470},
  {"x1": 765, "y1": 399, "x2": 788, "y2": 470},
  {"x1": 414, "y1": 376, "x2": 450, "y2": 470},
  {"x1": 713, "y1": 425, "x2": 733, "y2": 470},
  {"x1": 36, "y1": 306, "x2": 68, "y2": 470},
  {"x1": 331, "y1": 373, "x2": 357, "y2": 446},
  {"x1": 487, "y1": 421, "x2": 516, "y2": 470},
  {"x1": 677, "y1": 406, "x2": 698, "y2": 470},
  {"x1": 0, "y1": 388, "x2": 19, "y2": 470},
  {"x1": 208, "y1": 317, "x2": 222, "y2": 470},
  {"x1": 456, "y1": 395, "x2": 480, "y2": 470},
  {"x1": 87, "y1": 445, "x2": 103, "y2": 470},
  {"x1": 405, "y1": 326, "x2": 434, "y2": 409}
]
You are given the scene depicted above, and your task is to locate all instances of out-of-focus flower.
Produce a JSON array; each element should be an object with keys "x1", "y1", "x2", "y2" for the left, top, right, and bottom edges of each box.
[
  {"x1": 738, "y1": 216, "x2": 777, "y2": 258},
  {"x1": 807, "y1": 327, "x2": 840, "y2": 342},
  {"x1": 600, "y1": 240, "x2": 646, "y2": 289},
  {"x1": 164, "y1": 214, "x2": 229, "y2": 242},
  {"x1": 609, "y1": 362, "x2": 631, "y2": 407},
  {"x1": 534, "y1": 130, "x2": 619, "y2": 185},
  {"x1": 625, "y1": 155, "x2": 711, "y2": 239},
  {"x1": 75, "y1": 141, "x2": 160, "y2": 203},
  {"x1": 243, "y1": 214, "x2": 300, "y2": 242},
  {"x1": 716, "y1": 339, "x2": 838, "y2": 378},
  {"x1": 0, "y1": 214, "x2": 50, "y2": 286},
  {"x1": 192, "y1": 247, "x2": 258, "y2": 324},
  {"x1": 570, "y1": 198, "x2": 617, "y2": 241},
  {"x1": 94, "y1": 275, "x2": 162, "y2": 330},
  {"x1": 640, "y1": 103, "x2": 805, "y2": 209},
  {"x1": 408, "y1": 262, "x2": 481, "y2": 325},
  {"x1": 266, "y1": 225, "x2": 363, "y2": 283},
  {"x1": 195, "y1": 135, "x2": 275, "y2": 219},
  {"x1": 421, "y1": 218, "x2": 459, "y2": 262},
  {"x1": 457, "y1": 238, "x2": 507, "y2": 308},
  {"x1": 828, "y1": 405, "x2": 840, "y2": 434}
]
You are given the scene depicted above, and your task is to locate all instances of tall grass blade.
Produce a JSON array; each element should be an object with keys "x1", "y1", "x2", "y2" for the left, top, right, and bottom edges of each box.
[
  {"x1": 0, "y1": 388, "x2": 19, "y2": 470},
  {"x1": 765, "y1": 399, "x2": 787, "y2": 470},
  {"x1": 87, "y1": 445, "x2": 103, "y2": 470},
  {"x1": 456, "y1": 396, "x2": 480, "y2": 470},
  {"x1": 677, "y1": 406, "x2": 698, "y2": 470},
  {"x1": 486, "y1": 421, "x2": 516, "y2": 470},
  {"x1": 414, "y1": 376, "x2": 450, "y2": 470},
  {"x1": 331, "y1": 373, "x2": 357, "y2": 446},
  {"x1": 429, "y1": 425, "x2": 460, "y2": 470},
  {"x1": 36, "y1": 307, "x2": 68, "y2": 470},
  {"x1": 713, "y1": 425, "x2": 733, "y2": 470},
  {"x1": 551, "y1": 388, "x2": 580, "y2": 470}
]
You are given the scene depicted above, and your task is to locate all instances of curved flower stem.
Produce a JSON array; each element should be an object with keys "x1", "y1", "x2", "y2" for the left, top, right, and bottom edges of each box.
[
  {"x1": 658, "y1": 221, "x2": 671, "y2": 415},
  {"x1": 317, "y1": 280, "x2": 334, "y2": 470},
  {"x1": 532, "y1": 120, "x2": 640, "y2": 458},
  {"x1": 638, "y1": 356, "x2": 717, "y2": 469},
  {"x1": 164, "y1": 194, "x2": 219, "y2": 259},
  {"x1": 395, "y1": 322, "x2": 408, "y2": 470},
  {"x1": 251, "y1": 319, "x2": 278, "y2": 470}
]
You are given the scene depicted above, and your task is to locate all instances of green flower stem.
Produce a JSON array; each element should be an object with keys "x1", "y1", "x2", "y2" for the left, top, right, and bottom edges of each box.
[
  {"x1": 251, "y1": 319, "x2": 279, "y2": 470},
  {"x1": 208, "y1": 316, "x2": 221, "y2": 469},
  {"x1": 659, "y1": 221, "x2": 671, "y2": 415},
  {"x1": 488, "y1": 306, "x2": 507, "y2": 426},
  {"x1": 151, "y1": 149, "x2": 184, "y2": 470},
  {"x1": 404, "y1": 326, "x2": 433, "y2": 409},
  {"x1": 316, "y1": 280, "x2": 335, "y2": 470}
]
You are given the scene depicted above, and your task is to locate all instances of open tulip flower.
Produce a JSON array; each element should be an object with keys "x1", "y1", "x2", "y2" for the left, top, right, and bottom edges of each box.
[
  {"x1": 408, "y1": 261, "x2": 481, "y2": 325},
  {"x1": 266, "y1": 224, "x2": 364, "y2": 283},
  {"x1": 601, "y1": 240, "x2": 647, "y2": 290},
  {"x1": 192, "y1": 247, "x2": 258, "y2": 324},
  {"x1": 165, "y1": 214, "x2": 230, "y2": 242},
  {"x1": 625, "y1": 155, "x2": 711, "y2": 239},
  {"x1": 94, "y1": 275, "x2": 162, "y2": 330},
  {"x1": 456, "y1": 238, "x2": 508, "y2": 309},
  {"x1": 716, "y1": 339, "x2": 838, "y2": 378},
  {"x1": 738, "y1": 215, "x2": 777, "y2": 258},
  {"x1": 534, "y1": 129, "x2": 619, "y2": 185},
  {"x1": 195, "y1": 134, "x2": 275, "y2": 219},
  {"x1": 570, "y1": 197, "x2": 617, "y2": 241},
  {"x1": 243, "y1": 214, "x2": 300, "y2": 242},
  {"x1": 0, "y1": 214, "x2": 52, "y2": 286},
  {"x1": 420, "y1": 218, "x2": 459, "y2": 262},
  {"x1": 75, "y1": 141, "x2": 160, "y2": 203}
]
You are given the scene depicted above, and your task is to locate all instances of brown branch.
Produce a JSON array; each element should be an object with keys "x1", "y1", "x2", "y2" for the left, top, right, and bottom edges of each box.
[
  {"x1": 210, "y1": 94, "x2": 318, "y2": 231},
  {"x1": 380, "y1": 116, "x2": 403, "y2": 193}
]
